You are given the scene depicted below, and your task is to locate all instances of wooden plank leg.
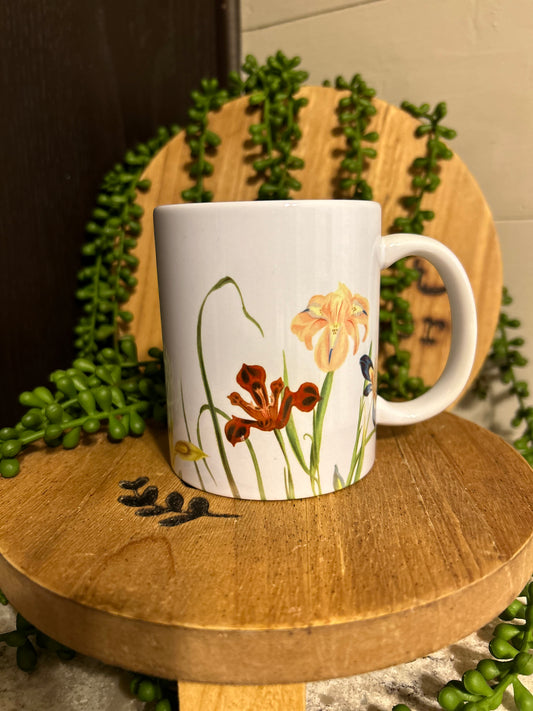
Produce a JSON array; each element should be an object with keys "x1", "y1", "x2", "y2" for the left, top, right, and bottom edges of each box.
[{"x1": 177, "y1": 681, "x2": 306, "y2": 710}]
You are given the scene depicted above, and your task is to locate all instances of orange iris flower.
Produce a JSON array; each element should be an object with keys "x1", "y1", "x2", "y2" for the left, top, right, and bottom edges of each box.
[
  {"x1": 291, "y1": 283, "x2": 369, "y2": 372},
  {"x1": 225, "y1": 364, "x2": 320, "y2": 445}
]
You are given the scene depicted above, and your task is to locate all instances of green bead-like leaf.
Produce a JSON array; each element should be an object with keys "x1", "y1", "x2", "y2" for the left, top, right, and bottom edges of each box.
[
  {"x1": 494, "y1": 622, "x2": 521, "y2": 641},
  {"x1": 94, "y1": 386, "x2": 113, "y2": 411},
  {"x1": 0, "y1": 459, "x2": 20, "y2": 478},
  {"x1": 490, "y1": 637, "x2": 519, "y2": 659},
  {"x1": 477, "y1": 658, "x2": 506, "y2": 681},
  {"x1": 462, "y1": 670, "x2": 492, "y2": 697},
  {"x1": 16, "y1": 640, "x2": 38, "y2": 672},
  {"x1": 137, "y1": 679, "x2": 157, "y2": 702},
  {"x1": 129, "y1": 411, "x2": 146, "y2": 436},
  {"x1": 514, "y1": 652, "x2": 533, "y2": 676},
  {"x1": 514, "y1": 678, "x2": 533, "y2": 711},
  {"x1": 2, "y1": 439, "x2": 21, "y2": 458},
  {"x1": 108, "y1": 416, "x2": 127, "y2": 441},
  {"x1": 78, "y1": 391, "x2": 97, "y2": 415},
  {"x1": 62, "y1": 427, "x2": 81, "y2": 450},
  {"x1": 83, "y1": 418, "x2": 101, "y2": 434},
  {"x1": 438, "y1": 684, "x2": 470, "y2": 711},
  {"x1": 19, "y1": 391, "x2": 46, "y2": 409},
  {"x1": 0, "y1": 427, "x2": 19, "y2": 441}
]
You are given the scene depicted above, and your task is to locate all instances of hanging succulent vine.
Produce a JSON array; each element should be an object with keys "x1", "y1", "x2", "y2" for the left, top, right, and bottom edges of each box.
[
  {"x1": 331, "y1": 73, "x2": 379, "y2": 200},
  {"x1": 0, "y1": 607, "x2": 75, "y2": 672},
  {"x1": 378, "y1": 100, "x2": 457, "y2": 401},
  {"x1": 237, "y1": 51, "x2": 309, "y2": 199},
  {"x1": 394, "y1": 579, "x2": 533, "y2": 711},
  {"x1": 76, "y1": 126, "x2": 179, "y2": 356},
  {"x1": 181, "y1": 78, "x2": 237, "y2": 203},
  {"x1": 474, "y1": 288, "x2": 533, "y2": 465},
  {"x1": 129, "y1": 674, "x2": 177, "y2": 710},
  {"x1": 0, "y1": 126, "x2": 178, "y2": 478},
  {"x1": 394, "y1": 100, "x2": 456, "y2": 233}
]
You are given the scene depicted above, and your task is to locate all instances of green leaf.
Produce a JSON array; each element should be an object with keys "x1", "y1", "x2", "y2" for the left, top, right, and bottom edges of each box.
[
  {"x1": 513, "y1": 678, "x2": 533, "y2": 711},
  {"x1": 282, "y1": 352, "x2": 311, "y2": 475},
  {"x1": 415, "y1": 123, "x2": 433, "y2": 136}
]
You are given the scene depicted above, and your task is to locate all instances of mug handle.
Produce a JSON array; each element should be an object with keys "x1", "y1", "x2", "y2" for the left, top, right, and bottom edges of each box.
[{"x1": 377, "y1": 234, "x2": 477, "y2": 426}]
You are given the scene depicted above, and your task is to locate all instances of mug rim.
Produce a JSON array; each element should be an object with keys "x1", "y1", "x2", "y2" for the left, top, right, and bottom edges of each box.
[{"x1": 154, "y1": 199, "x2": 381, "y2": 213}]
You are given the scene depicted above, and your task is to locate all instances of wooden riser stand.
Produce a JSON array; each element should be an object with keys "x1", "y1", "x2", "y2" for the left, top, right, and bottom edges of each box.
[{"x1": 1, "y1": 88, "x2": 530, "y2": 710}]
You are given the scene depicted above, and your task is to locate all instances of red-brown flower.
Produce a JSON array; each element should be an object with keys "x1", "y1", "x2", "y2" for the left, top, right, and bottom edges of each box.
[{"x1": 224, "y1": 364, "x2": 321, "y2": 445}]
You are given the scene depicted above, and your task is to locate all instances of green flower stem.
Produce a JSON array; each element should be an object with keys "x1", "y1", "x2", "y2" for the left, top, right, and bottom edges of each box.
[
  {"x1": 197, "y1": 295, "x2": 239, "y2": 498},
  {"x1": 309, "y1": 371, "x2": 334, "y2": 492},
  {"x1": 274, "y1": 428, "x2": 295, "y2": 499},
  {"x1": 196, "y1": 406, "x2": 218, "y2": 485},
  {"x1": 354, "y1": 426, "x2": 374, "y2": 484},
  {"x1": 347, "y1": 394, "x2": 366, "y2": 486},
  {"x1": 180, "y1": 384, "x2": 204, "y2": 489},
  {"x1": 197, "y1": 405, "x2": 265, "y2": 500},
  {"x1": 282, "y1": 352, "x2": 312, "y2": 479},
  {"x1": 285, "y1": 414, "x2": 312, "y2": 476},
  {"x1": 196, "y1": 277, "x2": 264, "y2": 499},
  {"x1": 242, "y1": 437, "x2": 265, "y2": 501}
]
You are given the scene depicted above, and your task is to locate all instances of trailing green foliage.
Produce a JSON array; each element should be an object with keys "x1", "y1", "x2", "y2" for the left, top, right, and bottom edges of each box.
[
  {"x1": 394, "y1": 579, "x2": 533, "y2": 711},
  {"x1": 0, "y1": 339, "x2": 166, "y2": 478},
  {"x1": 0, "y1": 607, "x2": 75, "y2": 672},
  {"x1": 181, "y1": 78, "x2": 235, "y2": 203},
  {"x1": 76, "y1": 126, "x2": 179, "y2": 357},
  {"x1": 130, "y1": 674, "x2": 177, "y2": 710},
  {"x1": 394, "y1": 100, "x2": 456, "y2": 234},
  {"x1": 332, "y1": 73, "x2": 379, "y2": 200},
  {"x1": 378, "y1": 100, "x2": 456, "y2": 401},
  {"x1": 237, "y1": 51, "x2": 309, "y2": 199},
  {"x1": 475, "y1": 288, "x2": 533, "y2": 465}
]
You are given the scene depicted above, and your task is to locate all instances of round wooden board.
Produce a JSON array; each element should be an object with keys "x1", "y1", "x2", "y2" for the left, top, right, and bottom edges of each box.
[
  {"x1": 1, "y1": 413, "x2": 531, "y2": 684},
  {"x1": 125, "y1": 86, "x2": 501, "y2": 396}
]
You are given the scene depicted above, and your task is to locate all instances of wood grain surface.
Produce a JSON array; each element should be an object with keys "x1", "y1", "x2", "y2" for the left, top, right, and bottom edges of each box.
[
  {"x1": 126, "y1": 85, "x2": 501, "y2": 396},
  {"x1": 1, "y1": 413, "x2": 531, "y2": 684},
  {"x1": 178, "y1": 682, "x2": 305, "y2": 711}
]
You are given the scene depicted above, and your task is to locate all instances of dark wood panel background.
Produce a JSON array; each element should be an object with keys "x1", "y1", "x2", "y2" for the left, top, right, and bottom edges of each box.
[{"x1": 0, "y1": 0, "x2": 240, "y2": 424}]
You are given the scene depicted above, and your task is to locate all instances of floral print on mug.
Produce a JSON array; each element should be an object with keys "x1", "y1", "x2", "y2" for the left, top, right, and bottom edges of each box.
[
  {"x1": 290, "y1": 283, "x2": 369, "y2": 372},
  {"x1": 175, "y1": 277, "x2": 376, "y2": 500}
]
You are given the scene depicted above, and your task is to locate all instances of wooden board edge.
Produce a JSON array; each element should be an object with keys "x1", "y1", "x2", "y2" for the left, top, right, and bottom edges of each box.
[{"x1": 1, "y1": 527, "x2": 531, "y2": 684}]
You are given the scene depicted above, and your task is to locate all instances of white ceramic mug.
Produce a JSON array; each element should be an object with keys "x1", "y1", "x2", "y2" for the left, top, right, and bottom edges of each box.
[{"x1": 154, "y1": 200, "x2": 477, "y2": 500}]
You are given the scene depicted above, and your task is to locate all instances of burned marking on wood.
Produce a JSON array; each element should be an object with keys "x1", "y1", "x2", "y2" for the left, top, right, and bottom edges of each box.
[
  {"x1": 118, "y1": 479, "x2": 239, "y2": 526},
  {"x1": 414, "y1": 259, "x2": 447, "y2": 296},
  {"x1": 420, "y1": 317, "x2": 447, "y2": 345}
]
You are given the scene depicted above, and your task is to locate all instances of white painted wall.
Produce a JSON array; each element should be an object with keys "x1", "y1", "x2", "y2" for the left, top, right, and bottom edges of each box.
[{"x1": 241, "y1": 0, "x2": 533, "y2": 434}]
